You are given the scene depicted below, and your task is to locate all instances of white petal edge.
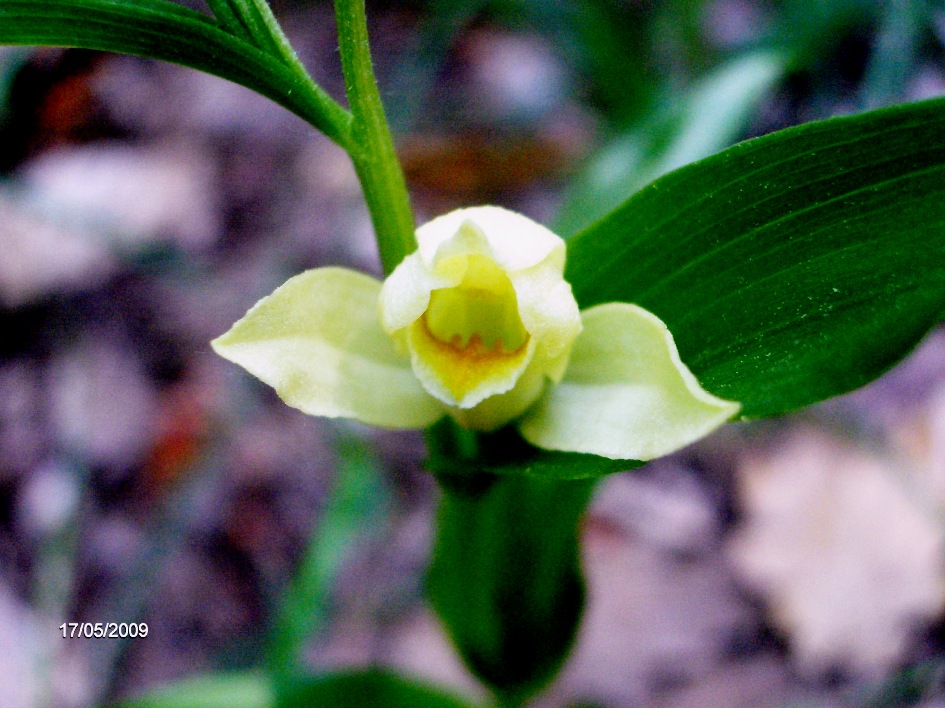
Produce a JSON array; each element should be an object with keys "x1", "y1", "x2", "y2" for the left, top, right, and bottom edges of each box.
[
  {"x1": 416, "y1": 206, "x2": 565, "y2": 273},
  {"x1": 510, "y1": 263, "x2": 582, "y2": 362},
  {"x1": 212, "y1": 267, "x2": 444, "y2": 429},
  {"x1": 379, "y1": 251, "x2": 452, "y2": 334},
  {"x1": 518, "y1": 303, "x2": 740, "y2": 460}
]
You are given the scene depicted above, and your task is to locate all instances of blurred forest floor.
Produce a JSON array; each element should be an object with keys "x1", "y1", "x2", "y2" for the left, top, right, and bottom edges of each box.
[{"x1": 1, "y1": 0, "x2": 945, "y2": 706}]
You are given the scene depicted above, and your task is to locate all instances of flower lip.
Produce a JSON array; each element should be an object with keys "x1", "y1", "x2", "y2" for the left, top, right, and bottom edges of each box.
[
  {"x1": 406, "y1": 255, "x2": 538, "y2": 409},
  {"x1": 421, "y1": 314, "x2": 530, "y2": 357},
  {"x1": 423, "y1": 252, "x2": 529, "y2": 352},
  {"x1": 380, "y1": 207, "x2": 578, "y2": 418},
  {"x1": 410, "y1": 312, "x2": 534, "y2": 408}
]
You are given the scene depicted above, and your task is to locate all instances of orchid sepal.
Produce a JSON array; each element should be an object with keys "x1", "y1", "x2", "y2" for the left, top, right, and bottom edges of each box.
[{"x1": 212, "y1": 207, "x2": 740, "y2": 465}]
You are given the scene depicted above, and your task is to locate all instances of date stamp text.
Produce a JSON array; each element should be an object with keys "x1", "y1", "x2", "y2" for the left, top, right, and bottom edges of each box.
[{"x1": 59, "y1": 622, "x2": 148, "y2": 639}]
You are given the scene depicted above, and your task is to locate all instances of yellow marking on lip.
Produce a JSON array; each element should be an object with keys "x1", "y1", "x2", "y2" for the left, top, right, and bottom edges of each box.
[
  {"x1": 425, "y1": 253, "x2": 528, "y2": 351},
  {"x1": 411, "y1": 314, "x2": 531, "y2": 403}
]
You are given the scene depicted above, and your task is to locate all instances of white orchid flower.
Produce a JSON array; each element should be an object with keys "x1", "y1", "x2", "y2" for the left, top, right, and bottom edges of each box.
[{"x1": 212, "y1": 206, "x2": 739, "y2": 460}]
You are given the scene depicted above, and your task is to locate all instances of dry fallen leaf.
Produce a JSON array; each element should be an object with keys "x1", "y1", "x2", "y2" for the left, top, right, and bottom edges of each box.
[
  {"x1": 22, "y1": 143, "x2": 219, "y2": 253},
  {"x1": 0, "y1": 193, "x2": 117, "y2": 307},
  {"x1": 728, "y1": 428, "x2": 945, "y2": 677}
]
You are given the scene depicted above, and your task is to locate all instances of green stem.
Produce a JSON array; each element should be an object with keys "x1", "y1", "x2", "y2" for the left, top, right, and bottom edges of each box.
[
  {"x1": 249, "y1": 0, "x2": 316, "y2": 79},
  {"x1": 225, "y1": 0, "x2": 282, "y2": 55},
  {"x1": 428, "y1": 471, "x2": 594, "y2": 702},
  {"x1": 335, "y1": 0, "x2": 417, "y2": 275},
  {"x1": 205, "y1": 0, "x2": 253, "y2": 42},
  {"x1": 210, "y1": 0, "x2": 356, "y2": 150}
]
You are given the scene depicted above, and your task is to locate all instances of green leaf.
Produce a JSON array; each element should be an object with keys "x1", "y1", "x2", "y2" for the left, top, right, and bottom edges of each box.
[
  {"x1": 0, "y1": 0, "x2": 352, "y2": 146},
  {"x1": 204, "y1": 0, "x2": 254, "y2": 43},
  {"x1": 116, "y1": 669, "x2": 476, "y2": 708},
  {"x1": 428, "y1": 471, "x2": 594, "y2": 701},
  {"x1": 566, "y1": 97, "x2": 945, "y2": 418},
  {"x1": 218, "y1": 0, "x2": 282, "y2": 56},
  {"x1": 115, "y1": 671, "x2": 273, "y2": 708},
  {"x1": 266, "y1": 427, "x2": 391, "y2": 682},
  {"x1": 556, "y1": 50, "x2": 786, "y2": 237},
  {"x1": 275, "y1": 670, "x2": 475, "y2": 708}
]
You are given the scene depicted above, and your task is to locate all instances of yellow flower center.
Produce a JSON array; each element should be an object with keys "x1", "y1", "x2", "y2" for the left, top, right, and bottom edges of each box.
[
  {"x1": 407, "y1": 253, "x2": 533, "y2": 406},
  {"x1": 424, "y1": 254, "x2": 528, "y2": 353}
]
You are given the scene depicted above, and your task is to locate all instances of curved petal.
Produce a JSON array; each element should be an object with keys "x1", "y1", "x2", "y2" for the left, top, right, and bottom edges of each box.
[
  {"x1": 511, "y1": 263, "x2": 582, "y2": 362},
  {"x1": 416, "y1": 206, "x2": 565, "y2": 273},
  {"x1": 212, "y1": 267, "x2": 444, "y2": 429},
  {"x1": 379, "y1": 251, "x2": 452, "y2": 334},
  {"x1": 518, "y1": 303, "x2": 740, "y2": 460}
]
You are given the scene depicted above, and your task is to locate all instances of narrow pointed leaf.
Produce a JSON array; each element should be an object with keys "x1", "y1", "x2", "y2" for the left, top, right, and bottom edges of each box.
[
  {"x1": 556, "y1": 50, "x2": 786, "y2": 236},
  {"x1": 567, "y1": 97, "x2": 945, "y2": 417},
  {"x1": 0, "y1": 0, "x2": 351, "y2": 145},
  {"x1": 276, "y1": 670, "x2": 474, "y2": 708},
  {"x1": 428, "y1": 473, "x2": 593, "y2": 701},
  {"x1": 116, "y1": 672, "x2": 273, "y2": 708},
  {"x1": 204, "y1": 0, "x2": 254, "y2": 42}
]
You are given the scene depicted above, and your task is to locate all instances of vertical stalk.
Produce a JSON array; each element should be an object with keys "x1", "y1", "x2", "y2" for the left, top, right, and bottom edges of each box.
[
  {"x1": 266, "y1": 429, "x2": 389, "y2": 685},
  {"x1": 428, "y1": 471, "x2": 594, "y2": 703},
  {"x1": 335, "y1": 0, "x2": 417, "y2": 275}
]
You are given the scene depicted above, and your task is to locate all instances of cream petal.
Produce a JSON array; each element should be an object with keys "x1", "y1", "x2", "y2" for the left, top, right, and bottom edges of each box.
[
  {"x1": 518, "y1": 303, "x2": 740, "y2": 460},
  {"x1": 428, "y1": 219, "x2": 493, "y2": 278},
  {"x1": 212, "y1": 267, "x2": 444, "y2": 429},
  {"x1": 511, "y1": 264, "x2": 582, "y2": 362},
  {"x1": 417, "y1": 206, "x2": 565, "y2": 273},
  {"x1": 380, "y1": 250, "x2": 458, "y2": 334}
]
